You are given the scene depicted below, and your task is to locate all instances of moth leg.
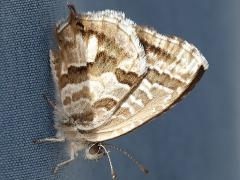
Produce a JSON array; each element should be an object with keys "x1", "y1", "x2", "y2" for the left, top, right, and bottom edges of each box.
[
  {"x1": 54, "y1": 146, "x2": 75, "y2": 173},
  {"x1": 42, "y1": 94, "x2": 56, "y2": 109},
  {"x1": 33, "y1": 137, "x2": 65, "y2": 144}
]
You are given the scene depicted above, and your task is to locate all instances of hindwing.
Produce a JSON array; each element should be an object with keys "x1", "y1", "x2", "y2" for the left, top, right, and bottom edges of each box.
[{"x1": 83, "y1": 25, "x2": 208, "y2": 141}]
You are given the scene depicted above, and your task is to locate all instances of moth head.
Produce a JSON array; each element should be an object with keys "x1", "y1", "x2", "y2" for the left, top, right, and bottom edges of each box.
[
  {"x1": 86, "y1": 143, "x2": 117, "y2": 179},
  {"x1": 85, "y1": 143, "x2": 105, "y2": 160},
  {"x1": 85, "y1": 143, "x2": 149, "y2": 180}
]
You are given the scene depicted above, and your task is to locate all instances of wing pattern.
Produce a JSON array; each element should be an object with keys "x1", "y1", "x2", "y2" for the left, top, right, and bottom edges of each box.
[
  {"x1": 51, "y1": 8, "x2": 208, "y2": 140},
  {"x1": 84, "y1": 25, "x2": 208, "y2": 141}
]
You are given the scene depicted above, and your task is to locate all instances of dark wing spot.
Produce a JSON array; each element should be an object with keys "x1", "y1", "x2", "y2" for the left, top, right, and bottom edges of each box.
[
  {"x1": 115, "y1": 68, "x2": 141, "y2": 87},
  {"x1": 93, "y1": 98, "x2": 117, "y2": 111},
  {"x1": 59, "y1": 66, "x2": 88, "y2": 89}
]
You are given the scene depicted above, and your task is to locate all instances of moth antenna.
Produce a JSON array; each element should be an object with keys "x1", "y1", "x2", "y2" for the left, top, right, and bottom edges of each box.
[
  {"x1": 67, "y1": 3, "x2": 77, "y2": 15},
  {"x1": 99, "y1": 144, "x2": 117, "y2": 180},
  {"x1": 105, "y1": 144, "x2": 149, "y2": 175}
]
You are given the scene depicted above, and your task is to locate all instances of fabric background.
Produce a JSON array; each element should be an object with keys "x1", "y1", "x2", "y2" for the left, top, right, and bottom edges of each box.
[{"x1": 1, "y1": 0, "x2": 239, "y2": 180}]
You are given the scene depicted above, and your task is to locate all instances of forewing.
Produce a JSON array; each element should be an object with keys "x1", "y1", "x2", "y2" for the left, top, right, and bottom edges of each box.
[
  {"x1": 85, "y1": 25, "x2": 208, "y2": 141},
  {"x1": 50, "y1": 11, "x2": 147, "y2": 130}
]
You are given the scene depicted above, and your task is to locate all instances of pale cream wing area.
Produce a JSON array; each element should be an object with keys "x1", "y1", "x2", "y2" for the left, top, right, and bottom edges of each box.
[{"x1": 85, "y1": 25, "x2": 208, "y2": 142}]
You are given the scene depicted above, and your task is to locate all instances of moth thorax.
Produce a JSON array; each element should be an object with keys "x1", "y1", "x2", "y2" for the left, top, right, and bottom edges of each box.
[{"x1": 85, "y1": 143, "x2": 105, "y2": 160}]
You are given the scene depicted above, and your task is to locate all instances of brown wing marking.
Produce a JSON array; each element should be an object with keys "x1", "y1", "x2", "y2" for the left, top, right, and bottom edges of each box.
[{"x1": 83, "y1": 25, "x2": 208, "y2": 141}]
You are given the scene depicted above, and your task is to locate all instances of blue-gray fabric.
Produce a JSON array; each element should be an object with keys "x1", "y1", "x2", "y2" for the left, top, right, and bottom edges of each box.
[{"x1": 1, "y1": 0, "x2": 239, "y2": 180}]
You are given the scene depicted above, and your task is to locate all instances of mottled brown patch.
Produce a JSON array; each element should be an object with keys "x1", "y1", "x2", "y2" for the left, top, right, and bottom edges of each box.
[
  {"x1": 63, "y1": 96, "x2": 71, "y2": 105},
  {"x1": 72, "y1": 86, "x2": 91, "y2": 102},
  {"x1": 58, "y1": 48, "x2": 129, "y2": 89},
  {"x1": 96, "y1": 32, "x2": 106, "y2": 44},
  {"x1": 150, "y1": 86, "x2": 169, "y2": 98},
  {"x1": 83, "y1": 30, "x2": 127, "y2": 59},
  {"x1": 54, "y1": 24, "x2": 134, "y2": 89},
  {"x1": 115, "y1": 107, "x2": 131, "y2": 118},
  {"x1": 115, "y1": 68, "x2": 141, "y2": 87},
  {"x1": 133, "y1": 89, "x2": 149, "y2": 105},
  {"x1": 93, "y1": 98, "x2": 117, "y2": 111},
  {"x1": 59, "y1": 66, "x2": 88, "y2": 89},
  {"x1": 88, "y1": 51, "x2": 118, "y2": 76},
  {"x1": 81, "y1": 18, "x2": 128, "y2": 48},
  {"x1": 146, "y1": 56, "x2": 155, "y2": 66},
  {"x1": 71, "y1": 110, "x2": 95, "y2": 124},
  {"x1": 141, "y1": 39, "x2": 176, "y2": 65},
  {"x1": 111, "y1": 88, "x2": 128, "y2": 99},
  {"x1": 136, "y1": 27, "x2": 185, "y2": 66},
  {"x1": 146, "y1": 69, "x2": 185, "y2": 90}
]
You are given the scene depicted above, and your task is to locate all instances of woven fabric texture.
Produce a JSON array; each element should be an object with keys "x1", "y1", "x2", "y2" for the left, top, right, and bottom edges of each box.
[{"x1": 1, "y1": 1, "x2": 68, "y2": 179}]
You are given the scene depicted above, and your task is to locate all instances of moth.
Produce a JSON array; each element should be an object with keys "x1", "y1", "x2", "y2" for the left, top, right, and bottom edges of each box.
[{"x1": 34, "y1": 4, "x2": 208, "y2": 179}]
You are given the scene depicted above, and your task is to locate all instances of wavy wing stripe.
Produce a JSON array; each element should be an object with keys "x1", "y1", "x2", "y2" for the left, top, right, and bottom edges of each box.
[
  {"x1": 135, "y1": 26, "x2": 208, "y2": 70},
  {"x1": 85, "y1": 65, "x2": 205, "y2": 142},
  {"x1": 84, "y1": 25, "x2": 208, "y2": 141}
]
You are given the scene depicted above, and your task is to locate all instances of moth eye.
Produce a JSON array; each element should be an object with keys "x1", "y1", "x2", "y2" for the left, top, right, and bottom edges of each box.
[{"x1": 89, "y1": 144, "x2": 103, "y2": 155}]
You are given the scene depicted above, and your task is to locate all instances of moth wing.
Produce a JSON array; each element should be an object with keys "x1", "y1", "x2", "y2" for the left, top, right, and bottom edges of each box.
[
  {"x1": 85, "y1": 25, "x2": 208, "y2": 141},
  {"x1": 50, "y1": 11, "x2": 147, "y2": 130}
]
